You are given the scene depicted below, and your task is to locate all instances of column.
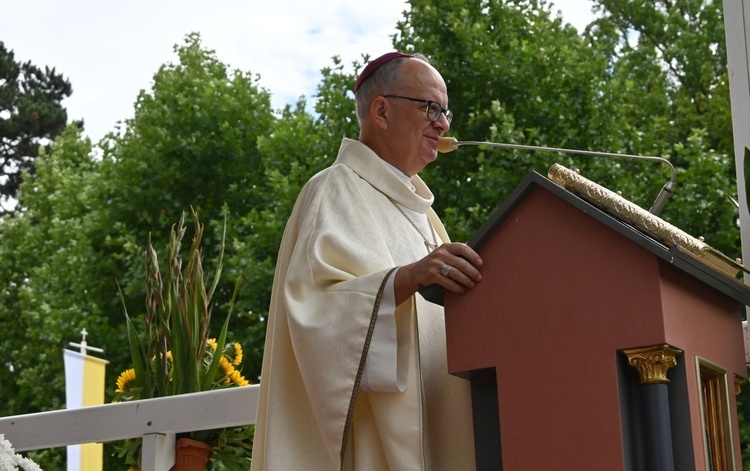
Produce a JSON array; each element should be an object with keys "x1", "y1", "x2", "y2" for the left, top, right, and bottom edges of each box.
[{"x1": 623, "y1": 344, "x2": 683, "y2": 471}]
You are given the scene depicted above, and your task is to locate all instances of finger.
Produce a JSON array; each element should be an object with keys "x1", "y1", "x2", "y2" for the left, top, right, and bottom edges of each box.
[
  {"x1": 433, "y1": 262, "x2": 459, "y2": 290},
  {"x1": 439, "y1": 261, "x2": 479, "y2": 289},
  {"x1": 443, "y1": 254, "x2": 482, "y2": 284},
  {"x1": 441, "y1": 242, "x2": 483, "y2": 268}
]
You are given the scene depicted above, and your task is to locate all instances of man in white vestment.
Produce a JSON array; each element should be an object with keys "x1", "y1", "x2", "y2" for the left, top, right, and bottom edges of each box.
[{"x1": 251, "y1": 52, "x2": 483, "y2": 471}]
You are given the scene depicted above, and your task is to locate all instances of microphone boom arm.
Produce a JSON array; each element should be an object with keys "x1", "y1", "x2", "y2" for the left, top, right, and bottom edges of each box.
[{"x1": 441, "y1": 138, "x2": 676, "y2": 216}]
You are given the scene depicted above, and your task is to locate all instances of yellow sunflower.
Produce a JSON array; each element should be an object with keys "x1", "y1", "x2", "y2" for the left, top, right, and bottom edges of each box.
[
  {"x1": 230, "y1": 369, "x2": 250, "y2": 387},
  {"x1": 219, "y1": 355, "x2": 235, "y2": 384},
  {"x1": 229, "y1": 342, "x2": 243, "y2": 366},
  {"x1": 116, "y1": 368, "x2": 137, "y2": 393}
]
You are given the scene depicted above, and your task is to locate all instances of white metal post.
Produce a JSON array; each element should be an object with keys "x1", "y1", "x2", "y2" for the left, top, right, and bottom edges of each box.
[
  {"x1": 724, "y1": 0, "x2": 750, "y2": 272},
  {"x1": 141, "y1": 433, "x2": 175, "y2": 471}
]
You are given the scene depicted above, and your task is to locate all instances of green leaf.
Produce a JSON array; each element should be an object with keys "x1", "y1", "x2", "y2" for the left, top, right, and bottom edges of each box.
[{"x1": 118, "y1": 282, "x2": 152, "y2": 400}]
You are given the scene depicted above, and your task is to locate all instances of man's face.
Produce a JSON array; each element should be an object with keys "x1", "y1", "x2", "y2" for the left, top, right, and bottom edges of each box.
[{"x1": 385, "y1": 60, "x2": 451, "y2": 176}]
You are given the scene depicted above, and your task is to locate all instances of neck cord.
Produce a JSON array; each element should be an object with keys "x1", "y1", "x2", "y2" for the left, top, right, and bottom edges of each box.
[{"x1": 386, "y1": 195, "x2": 438, "y2": 253}]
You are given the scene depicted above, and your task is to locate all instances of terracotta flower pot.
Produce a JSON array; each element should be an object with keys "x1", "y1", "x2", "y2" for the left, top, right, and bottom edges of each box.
[{"x1": 170, "y1": 437, "x2": 213, "y2": 471}]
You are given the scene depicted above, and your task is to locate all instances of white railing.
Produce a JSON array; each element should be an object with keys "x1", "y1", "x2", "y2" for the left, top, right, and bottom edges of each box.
[{"x1": 0, "y1": 385, "x2": 259, "y2": 471}]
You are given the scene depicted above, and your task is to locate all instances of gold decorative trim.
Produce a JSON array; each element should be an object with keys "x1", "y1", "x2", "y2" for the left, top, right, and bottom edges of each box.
[
  {"x1": 697, "y1": 358, "x2": 736, "y2": 470},
  {"x1": 623, "y1": 344, "x2": 683, "y2": 384},
  {"x1": 547, "y1": 163, "x2": 747, "y2": 280}
]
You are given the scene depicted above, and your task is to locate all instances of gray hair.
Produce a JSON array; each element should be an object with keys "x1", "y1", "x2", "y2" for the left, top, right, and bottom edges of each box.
[{"x1": 354, "y1": 53, "x2": 431, "y2": 125}]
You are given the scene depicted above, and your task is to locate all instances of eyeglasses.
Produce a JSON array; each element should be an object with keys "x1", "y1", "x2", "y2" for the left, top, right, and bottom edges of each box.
[{"x1": 383, "y1": 94, "x2": 453, "y2": 123}]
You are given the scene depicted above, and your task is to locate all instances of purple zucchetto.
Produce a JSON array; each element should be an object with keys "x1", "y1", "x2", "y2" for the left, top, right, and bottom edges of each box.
[{"x1": 354, "y1": 52, "x2": 414, "y2": 92}]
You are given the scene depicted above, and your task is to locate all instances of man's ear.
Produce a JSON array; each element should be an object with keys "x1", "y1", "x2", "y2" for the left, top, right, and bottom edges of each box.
[{"x1": 370, "y1": 96, "x2": 389, "y2": 130}]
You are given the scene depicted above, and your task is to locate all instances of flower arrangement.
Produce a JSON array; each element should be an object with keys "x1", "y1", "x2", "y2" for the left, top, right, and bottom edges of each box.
[
  {"x1": 112, "y1": 209, "x2": 252, "y2": 470},
  {"x1": 0, "y1": 435, "x2": 41, "y2": 471},
  {"x1": 113, "y1": 338, "x2": 250, "y2": 402}
]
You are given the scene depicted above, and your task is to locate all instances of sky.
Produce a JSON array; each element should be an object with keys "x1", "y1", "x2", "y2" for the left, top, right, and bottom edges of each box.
[{"x1": 2, "y1": 0, "x2": 597, "y2": 143}]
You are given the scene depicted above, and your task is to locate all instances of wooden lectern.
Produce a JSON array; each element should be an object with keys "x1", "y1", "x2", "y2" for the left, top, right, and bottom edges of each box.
[{"x1": 428, "y1": 165, "x2": 750, "y2": 471}]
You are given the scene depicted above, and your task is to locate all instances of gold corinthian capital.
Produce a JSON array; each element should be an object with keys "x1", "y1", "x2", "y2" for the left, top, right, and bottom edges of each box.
[{"x1": 623, "y1": 344, "x2": 683, "y2": 384}]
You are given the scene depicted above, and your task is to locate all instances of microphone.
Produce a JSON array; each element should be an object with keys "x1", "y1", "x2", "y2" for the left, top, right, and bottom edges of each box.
[{"x1": 437, "y1": 137, "x2": 676, "y2": 216}]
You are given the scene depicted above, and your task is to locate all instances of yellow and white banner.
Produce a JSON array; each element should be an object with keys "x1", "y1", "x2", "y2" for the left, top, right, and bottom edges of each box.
[{"x1": 63, "y1": 349, "x2": 108, "y2": 471}]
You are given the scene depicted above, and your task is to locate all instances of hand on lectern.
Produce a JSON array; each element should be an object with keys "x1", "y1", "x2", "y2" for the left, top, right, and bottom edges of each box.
[{"x1": 394, "y1": 242, "x2": 483, "y2": 305}]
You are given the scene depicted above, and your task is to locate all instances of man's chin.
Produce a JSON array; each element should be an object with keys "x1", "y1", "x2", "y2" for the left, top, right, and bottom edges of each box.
[
  {"x1": 419, "y1": 152, "x2": 438, "y2": 172},
  {"x1": 422, "y1": 141, "x2": 439, "y2": 158},
  {"x1": 426, "y1": 144, "x2": 439, "y2": 160}
]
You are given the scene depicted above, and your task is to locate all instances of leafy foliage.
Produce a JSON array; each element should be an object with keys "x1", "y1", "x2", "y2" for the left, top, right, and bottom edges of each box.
[
  {"x1": 0, "y1": 125, "x2": 104, "y2": 470},
  {"x1": 390, "y1": 0, "x2": 738, "y2": 255},
  {"x1": 0, "y1": 41, "x2": 72, "y2": 214}
]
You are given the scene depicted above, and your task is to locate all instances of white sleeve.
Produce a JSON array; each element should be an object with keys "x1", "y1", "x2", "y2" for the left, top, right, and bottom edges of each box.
[{"x1": 360, "y1": 268, "x2": 408, "y2": 392}]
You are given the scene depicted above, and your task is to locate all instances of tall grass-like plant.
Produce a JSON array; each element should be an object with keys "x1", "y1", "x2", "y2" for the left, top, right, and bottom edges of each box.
[{"x1": 113, "y1": 208, "x2": 252, "y2": 470}]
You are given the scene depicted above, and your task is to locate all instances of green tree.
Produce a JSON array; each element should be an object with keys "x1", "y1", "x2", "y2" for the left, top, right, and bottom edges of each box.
[
  {"x1": 0, "y1": 33, "x2": 280, "y2": 468},
  {"x1": 0, "y1": 41, "x2": 73, "y2": 214},
  {"x1": 593, "y1": 0, "x2": 731, "y2": 153},
  {"x1": 392, "y1": 0, "x2": 738, "y2": 255},
  {"x1": 589, "y1": 0, "x2": 738, "y2": 254},
  {"x1": 96, "y1": 32, "x2": 279, "y2": 383},
  {"x1": 0, "y1": 124, "x2": 106, "y2": 469}
]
